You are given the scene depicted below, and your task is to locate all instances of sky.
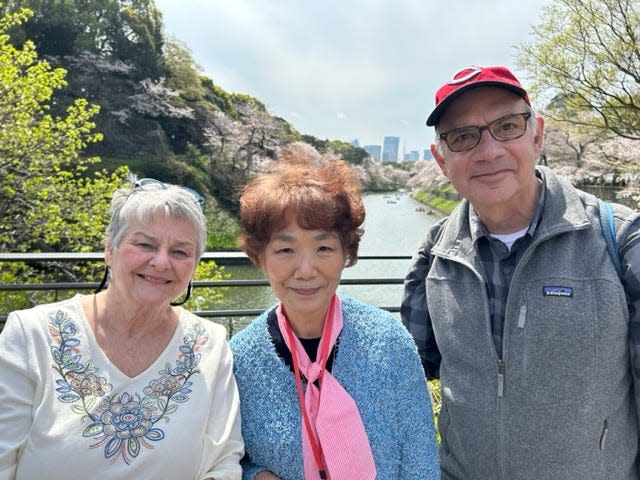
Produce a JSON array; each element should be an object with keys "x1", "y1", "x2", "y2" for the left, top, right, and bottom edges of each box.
[{"x1": 155, "y1": 0, "x2": 550, "y2": 157}]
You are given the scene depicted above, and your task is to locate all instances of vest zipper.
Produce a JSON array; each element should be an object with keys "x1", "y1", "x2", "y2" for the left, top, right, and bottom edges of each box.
[
  {"x1": 599, "y1": 419, "x2": 608, "y2": 450},
  {"x1": 497, "y1": 359, "x2": 505, "y2": 397},
  {"x1": 497, "y1": 358, "x2": 506, "y2": 480},
  {"x1": 517, "y1": 304, "x2": 527, "y2": 328}
]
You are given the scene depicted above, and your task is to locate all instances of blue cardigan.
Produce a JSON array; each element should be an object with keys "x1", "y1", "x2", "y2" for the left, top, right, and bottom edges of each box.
[{"x1": 229, "y1": 295, "x2": 439, "y2": 480}]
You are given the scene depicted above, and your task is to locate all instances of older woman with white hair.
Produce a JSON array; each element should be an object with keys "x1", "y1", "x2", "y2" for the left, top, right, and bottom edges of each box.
[{"x1": 0, "y1": 176, "x2": 243, "y2": 480}]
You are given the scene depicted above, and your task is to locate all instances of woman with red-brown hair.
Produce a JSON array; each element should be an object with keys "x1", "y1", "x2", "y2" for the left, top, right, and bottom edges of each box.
[{"x1": 229, "y1": 142, "x2": 438, "y2": 480}]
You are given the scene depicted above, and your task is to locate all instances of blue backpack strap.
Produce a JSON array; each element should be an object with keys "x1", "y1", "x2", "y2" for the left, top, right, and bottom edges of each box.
[{"x1": 597, "y1": 199, "x2": 623, "y2": 279}]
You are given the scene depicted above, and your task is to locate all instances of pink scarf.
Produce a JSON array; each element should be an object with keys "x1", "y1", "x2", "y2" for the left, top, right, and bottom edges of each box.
[{"x1": 277, "y1": 295, "x2": 377, "y2": 480}]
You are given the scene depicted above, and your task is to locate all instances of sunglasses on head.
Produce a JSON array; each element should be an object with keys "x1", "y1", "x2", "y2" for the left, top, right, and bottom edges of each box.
[{"x1": 134, "y1": 178, "x2": 205, "y2": 207}]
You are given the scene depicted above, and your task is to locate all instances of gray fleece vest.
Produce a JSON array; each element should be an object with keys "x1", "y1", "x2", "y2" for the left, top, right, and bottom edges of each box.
[{"x1": 427, "y1": 167, "x2": 639, "y2": 480}]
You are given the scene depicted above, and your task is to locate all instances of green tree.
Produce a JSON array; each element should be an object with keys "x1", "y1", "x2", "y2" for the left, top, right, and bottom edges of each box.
[
  {"x1": 301, "y1": 136, "x2": 369, "y2": 165},
  {"x1": 0, "y1": 5, "x2": 129, "y2": 309},
  {"x1": 517, "y1": 0, "x2": 640, "y2": 140},
  {"x1": 4, "y1": 0, "x2": 80, "y2": 55},
  {"x1": 5, "y1": 0, "x2": 165, "y2": 78},
  {"x1": 106, "y1": 0, "x2": 164, "y2": 79},
  {"x1": 163, "y1": 37, "x2": 207, "y2": 102}
]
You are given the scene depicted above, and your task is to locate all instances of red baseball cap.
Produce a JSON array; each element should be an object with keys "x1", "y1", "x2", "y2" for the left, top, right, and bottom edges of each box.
[{"x1": 426, "y1": 65, "x2": 530, "y2": 126}]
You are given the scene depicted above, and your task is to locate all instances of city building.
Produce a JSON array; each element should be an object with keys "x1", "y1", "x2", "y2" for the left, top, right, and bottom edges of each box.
[
  {"x1": 404, "y1": 150, "x2": 420, "y2": 162},
  {"x1": 382, "y1": 136, "x2": 399, "y2": 163},
  {"x1": 423, "y1": 149, "x2": 433, "y2": 161},
  {"x1": 363, "y1": 144, "x2": 381, "y2": 161}
]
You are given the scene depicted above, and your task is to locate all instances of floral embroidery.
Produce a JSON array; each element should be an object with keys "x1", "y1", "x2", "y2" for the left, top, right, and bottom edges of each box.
[{"x1": 49, "y1": 309, "x2": 208, "y2": 464}]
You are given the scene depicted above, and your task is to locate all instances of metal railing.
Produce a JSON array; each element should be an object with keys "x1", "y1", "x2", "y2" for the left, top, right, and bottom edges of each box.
[{"x1": 0, "y1": 252, "x2": 410, "y2": 332}]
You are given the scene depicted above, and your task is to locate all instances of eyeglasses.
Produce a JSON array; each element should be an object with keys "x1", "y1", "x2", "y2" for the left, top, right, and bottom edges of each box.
[
  {"x1": 439, "y1": 112, "x2": 532, "y2": 152},
  {"x1": 134, "y1": 178, "x2": 205, "y2": 207}
]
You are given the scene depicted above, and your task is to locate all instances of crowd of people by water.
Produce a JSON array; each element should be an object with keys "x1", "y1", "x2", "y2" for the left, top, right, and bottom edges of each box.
[{"x1": 2, "y1": 64, "x2": 640, "y2": 480}]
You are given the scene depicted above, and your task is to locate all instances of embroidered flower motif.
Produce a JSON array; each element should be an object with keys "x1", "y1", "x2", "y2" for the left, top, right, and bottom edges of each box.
[
  {"x1": 81, "y1": 393, "x2": 165, "y2": 463},
  {"x1": 68, "y1": 372, "x2": 113, "y2": 397},
  {"x1": 100, "y1": 393, "x2": 156, "y2": 438},
  {"x1": 143, "y1": 375, "x2": 183, "y2": 399},
  {"x1": 49, "y1": 310, "x2": 208, "y2": 465}
]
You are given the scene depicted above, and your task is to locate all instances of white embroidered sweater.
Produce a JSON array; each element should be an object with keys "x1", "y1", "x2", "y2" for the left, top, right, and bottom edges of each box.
[{"x1": 0, "y1": 295, "x2": 243, "y2": 480}]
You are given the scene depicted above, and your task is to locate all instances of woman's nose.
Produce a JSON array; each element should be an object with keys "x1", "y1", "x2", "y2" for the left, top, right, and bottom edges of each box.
[
  {"x1": 295, "y1": 253, "x2": 316, "y2": 278},
  {"x1": 150, "y1": 249, "x2": 171, "y2": 269}
]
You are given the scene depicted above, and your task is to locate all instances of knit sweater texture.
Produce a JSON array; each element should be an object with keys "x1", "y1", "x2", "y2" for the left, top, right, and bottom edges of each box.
[{"x1": 229, "y1": 295, "x2": 439, "y2": 480}]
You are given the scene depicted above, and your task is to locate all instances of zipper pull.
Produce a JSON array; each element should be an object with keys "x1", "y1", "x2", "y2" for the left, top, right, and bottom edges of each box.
[
  {"x1": 497, "y1": 360, "x2": 505, "y2": 397},
  {"x1": 517, "y1": 304, "x2": 527, "y2": 328},
  {"x1": 599, "y1": 419, "x2": 608, "y2": 450}
]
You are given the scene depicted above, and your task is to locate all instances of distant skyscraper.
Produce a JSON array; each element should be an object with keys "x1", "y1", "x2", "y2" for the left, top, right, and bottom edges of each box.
[
  {"x1": 363, "y1": 145, "x2": 381, "y2": 161},
  {"x1": 423, "y1": 149, "x2": 433, "y2": 161},
  {"x1": 350, "y1": 138, "x2": 360, "y2": 147},
  {"x1": 404, "y1": 150, "x2": 419, "y2": 162},
  {"x1": 382, "y1": 136, "x2": 399, "y2": 163}
]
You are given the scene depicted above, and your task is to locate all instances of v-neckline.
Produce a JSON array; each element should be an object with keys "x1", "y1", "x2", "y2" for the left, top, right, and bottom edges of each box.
[{"x1": 75, "y1": 295, "x2": 182, "y2": 381}]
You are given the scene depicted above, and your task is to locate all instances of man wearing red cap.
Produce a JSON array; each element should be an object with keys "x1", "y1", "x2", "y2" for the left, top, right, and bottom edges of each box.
[{"x1": 402, "y1": 65, "x2": 640, "y2": 479}]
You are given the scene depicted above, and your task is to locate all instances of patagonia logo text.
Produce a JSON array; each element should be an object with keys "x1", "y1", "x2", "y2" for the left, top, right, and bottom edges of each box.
[{"x1": 543, "y1": 286, "x2": 573, "y2": 297}]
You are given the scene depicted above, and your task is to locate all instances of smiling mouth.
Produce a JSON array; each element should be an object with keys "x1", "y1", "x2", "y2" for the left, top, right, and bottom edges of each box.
[
  {"x1": 291, "y1": 287, "x2": 320, "y2": 296},
  {"x1": 473, "y1": 169, "x2": 509, "y2": 180},
  {"x1": 139, "y1": 274, "x2": 171, "y2": 284}
]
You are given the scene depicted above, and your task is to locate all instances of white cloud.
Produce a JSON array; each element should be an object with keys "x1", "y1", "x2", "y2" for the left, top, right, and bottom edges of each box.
[{"x1": 157, "y1": 0, "x2": 551, "y2": 149}]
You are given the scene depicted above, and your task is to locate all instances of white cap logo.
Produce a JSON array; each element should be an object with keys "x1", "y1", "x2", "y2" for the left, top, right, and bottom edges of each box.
[{"x1": 448, "y1": 66, "x2": 482, "y2": 85}]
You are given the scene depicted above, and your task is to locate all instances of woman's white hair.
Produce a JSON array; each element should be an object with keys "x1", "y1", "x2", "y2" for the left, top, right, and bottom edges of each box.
[{"x1": 104, "y1": 174, "x2": 207, "y2": 259}]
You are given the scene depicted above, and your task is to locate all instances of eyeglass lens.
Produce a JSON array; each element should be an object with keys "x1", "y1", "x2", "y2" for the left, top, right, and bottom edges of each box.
[{"x1": 442, "y1": 113, "x2": 530, "y2": 152}]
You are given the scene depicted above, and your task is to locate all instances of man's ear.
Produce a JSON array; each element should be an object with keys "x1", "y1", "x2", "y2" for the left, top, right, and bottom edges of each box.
[
  {"x1": 431, "y1": 143, "x2": 449, "y2": 178},
  {"x1": 533, "y1": 115, "x2": 545, "y2": 154}
]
